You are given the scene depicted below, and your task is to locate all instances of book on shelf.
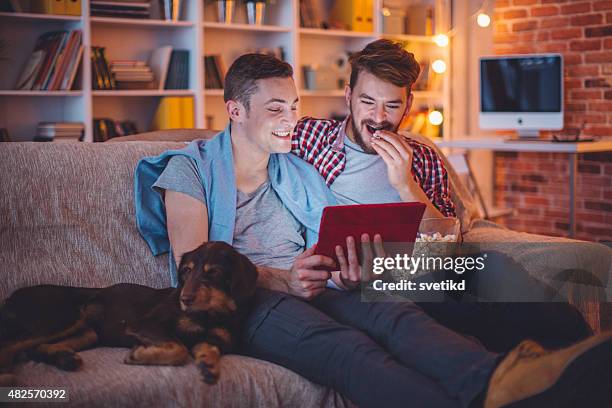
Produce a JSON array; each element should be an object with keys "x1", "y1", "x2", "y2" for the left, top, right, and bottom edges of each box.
[
  {"x1": 152, "y1": 96, "x2": 194, "y2": 130},
  {"x1": 299, "y1": 0, "x2": 322, "y2": 29},
  {"x1": 15, "y1": 30, "x2": 83, "y2": 91},
  {"x1": 91, "y1": 46, "x2": 116, "y2": 90},
  {"x1": 149, "y1": 46, "x2": 172, "y2": 90},
  {"x1": 204, "y1": 54, "x2": 226, "y2": 89},
  {"x1": 330, "y1": 0, "x2": 373, "y2": 32},
  {"x1": 66, "y1": 0, "x2": 81, "y2": 15},
  {"x1": 93, "y1": 118, "x2": 138, "y2": 142},
  {"x1": 164, "y1": 50, "x2": 189, "y2": 90},
  {"x1": 90, "y1": 0, "x2": 151, "y2": 18},
  {"x1": 31, "y1": 0, "x2": 66, "y2": 15},
  {"x1": 155, "y1": 0, "x2": 181, "y2": 21},
  {"x1": 36, "y1": 121, "x2": 84, "y2": 142},
  {"x1": 1, "y1": 0, "x2": 81, "y2": 15}
]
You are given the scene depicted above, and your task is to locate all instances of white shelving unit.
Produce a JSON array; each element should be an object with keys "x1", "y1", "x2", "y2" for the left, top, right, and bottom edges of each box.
[{"x1": 0, "y1": 0, "x2": 451, "y2": 141}]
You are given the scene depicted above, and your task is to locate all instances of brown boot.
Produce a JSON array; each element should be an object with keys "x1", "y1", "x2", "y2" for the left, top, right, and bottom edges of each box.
[{"x1": 484, "y1": 331, "x2": 612, "y2": 408}]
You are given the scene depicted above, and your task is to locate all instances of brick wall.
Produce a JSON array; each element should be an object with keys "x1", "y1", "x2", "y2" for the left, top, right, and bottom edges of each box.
[{"x1": 492, "y1": 0, "x2": 612, "y2": 242}]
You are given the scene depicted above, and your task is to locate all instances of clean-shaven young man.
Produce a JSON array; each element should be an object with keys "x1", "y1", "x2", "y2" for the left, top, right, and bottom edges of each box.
[
  {"x1": 290, "y1": 39, "x2": 592, "y2": 352},
  {"x1": 135, "y1": 53, "x2": 612, "y2": 408}
]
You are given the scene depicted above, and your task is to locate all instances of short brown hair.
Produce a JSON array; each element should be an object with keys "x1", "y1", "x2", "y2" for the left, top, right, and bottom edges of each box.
[
  {"x1": 224, "y1": 53, "x2": 293, "y2": 112},
  {"x1": 349, "y1": 39, "x2": 420, "y2": 93}
]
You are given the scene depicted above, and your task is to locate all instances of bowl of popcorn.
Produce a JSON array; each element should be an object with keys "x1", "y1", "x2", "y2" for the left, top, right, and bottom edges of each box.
[
  {"x1": 414, "y1": 217, "x2": 461, "y2": 259},
  {"x1": 390, "y1": 218, "x2": 461, "y2": 283}
]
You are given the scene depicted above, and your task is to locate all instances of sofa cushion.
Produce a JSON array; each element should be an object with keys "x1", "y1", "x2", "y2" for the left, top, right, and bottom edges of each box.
[
  {"x1": 14, "y1": 349, "x2": 351, "y2": 407},
  {"x1": 0, "y1": 141, "x2": 189, "y2": 299}
]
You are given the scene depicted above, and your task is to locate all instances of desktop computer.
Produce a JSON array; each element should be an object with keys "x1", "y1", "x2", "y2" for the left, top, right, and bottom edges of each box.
[{"x1": 479, "y1": 54, "x2": 563, "y2": 138}]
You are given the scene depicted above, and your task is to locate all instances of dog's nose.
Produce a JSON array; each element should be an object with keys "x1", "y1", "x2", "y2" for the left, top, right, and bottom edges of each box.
[{"x1": 181, "y1": 295, "x2": 195, "y2": 306}]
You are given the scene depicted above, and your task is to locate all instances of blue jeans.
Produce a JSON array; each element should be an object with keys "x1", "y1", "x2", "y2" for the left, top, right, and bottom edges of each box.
[{"x1": 239, "y1": 288, "x2": 498, "y2": 408}]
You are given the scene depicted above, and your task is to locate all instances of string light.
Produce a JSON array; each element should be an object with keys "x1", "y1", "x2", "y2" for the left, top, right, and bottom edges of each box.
[
  {"x1": 428, "y1": 110, "x2": 443, "y2": 125},
  {"x1": 432, "y1": 59, "x2": 447, "y2": 74},
  {"x1": 433, "y1": 34, "x2": 449, "y2": 47},
  {"x1": 477, "y1": 12, "x2": 491, "y2": 27}
]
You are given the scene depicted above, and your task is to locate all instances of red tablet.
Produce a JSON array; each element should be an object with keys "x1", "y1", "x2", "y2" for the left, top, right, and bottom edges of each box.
[{"x1": 314, "y1": 202, "x2": 426, "y2": 263}]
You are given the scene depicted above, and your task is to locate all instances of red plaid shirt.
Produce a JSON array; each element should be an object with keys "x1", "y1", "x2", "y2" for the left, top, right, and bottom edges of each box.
[{"x1": 291, "y1": 117, "x2": 456, "y2": 217}]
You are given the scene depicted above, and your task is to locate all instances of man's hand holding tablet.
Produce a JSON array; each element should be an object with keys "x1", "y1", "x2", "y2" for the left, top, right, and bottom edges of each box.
[
  {"x1": 314, "y1": 203, "x2": 427, "y2": 290},
  {"x1": 332, "y1": 233, "x2": 386, "y2": 290}
]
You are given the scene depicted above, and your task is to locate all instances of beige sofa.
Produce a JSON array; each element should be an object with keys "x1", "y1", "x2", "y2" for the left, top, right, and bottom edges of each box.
[{"x1": 0, "y1": 129, "x2": 610, "y2": 406}]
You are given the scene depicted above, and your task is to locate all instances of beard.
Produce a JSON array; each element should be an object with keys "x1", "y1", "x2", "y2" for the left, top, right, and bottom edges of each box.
[{"x1": 348, "y1": 104, "x2": 398, "y2": 155}]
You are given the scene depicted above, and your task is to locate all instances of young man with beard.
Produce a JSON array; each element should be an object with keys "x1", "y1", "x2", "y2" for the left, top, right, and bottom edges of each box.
[
  {"x1": 290, "y1": 39, "x2": 592, "y2": 352},
  {"x1": 136, "y1": 52, "x2": 612, "y2": 408}
]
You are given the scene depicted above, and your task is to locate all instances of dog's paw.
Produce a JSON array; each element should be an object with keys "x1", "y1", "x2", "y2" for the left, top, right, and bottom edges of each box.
[
  {"x1": 197, "y1": 361, "x2": 219, "y2": 385},
  {"x1": 54, "y1": 351, "x2": 83, "y2": 371},
  {"x1": 124, "y1": 346, "x2": 142, "y2": 365}
]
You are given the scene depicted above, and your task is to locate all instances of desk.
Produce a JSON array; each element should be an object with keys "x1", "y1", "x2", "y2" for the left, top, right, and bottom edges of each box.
[{"x1": 435, "y1": 138, "x2": 612, "y2": 238}]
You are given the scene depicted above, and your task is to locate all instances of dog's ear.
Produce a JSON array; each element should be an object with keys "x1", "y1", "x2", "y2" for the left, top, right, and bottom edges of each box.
[{"x1": 231, "y1": 254, "x2": 258, "y2": 305}]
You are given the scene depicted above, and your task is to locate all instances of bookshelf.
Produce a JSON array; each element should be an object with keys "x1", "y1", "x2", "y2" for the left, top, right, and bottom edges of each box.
[{"x1": 0, "y1": 0, "x2": 451, "y2": 142}]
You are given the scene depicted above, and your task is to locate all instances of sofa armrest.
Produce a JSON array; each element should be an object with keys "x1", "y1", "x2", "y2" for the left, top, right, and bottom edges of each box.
[{"x1": 464, "y1": 219, "x2": 612, "y2": 332}]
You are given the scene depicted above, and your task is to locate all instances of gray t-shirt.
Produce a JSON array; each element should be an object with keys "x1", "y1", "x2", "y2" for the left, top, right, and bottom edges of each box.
[
  {"x1": 330, "y1": 135, "x2": 403, "y2": 205},
  {"x1": 153, "y1": 155, "x2": 304, "y2": 270}
]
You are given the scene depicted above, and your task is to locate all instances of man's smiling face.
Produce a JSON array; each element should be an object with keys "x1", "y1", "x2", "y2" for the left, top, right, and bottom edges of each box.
[
  {"x1": 243, "y1": 76, "x2": 298, "y2": 154},
  {"x1": 345, "y1": 70, "x2": 413, "y2": 154}
]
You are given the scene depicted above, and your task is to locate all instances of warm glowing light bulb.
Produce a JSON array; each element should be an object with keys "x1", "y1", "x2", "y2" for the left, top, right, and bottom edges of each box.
[
  {"x1": 433, "y1": 34, "x2": 449, "y2": 47},
  {"x1": 382, "y1": 7, "x2": 391, "y2": 17},
  {"x1": 429, "y1": 110, "x2": 443, "y2": 126},
  {"x1": 477, "y1": 13, "x2": 491, "y2": 28},
  {"x1": 432, "y1": 59, "x2": 447, "y2": 74}
]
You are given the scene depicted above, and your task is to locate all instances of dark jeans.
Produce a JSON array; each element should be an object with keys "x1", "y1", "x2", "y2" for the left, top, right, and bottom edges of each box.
[
  {"x1": 239, "y1": 288, "x2": 498, "y2": 408},
  {"x1": 417, "y1": 301, "x2": 591, "y2": 353},
  {"x1": 413, "y1": 251, "x2": 593, "y2": 352}
]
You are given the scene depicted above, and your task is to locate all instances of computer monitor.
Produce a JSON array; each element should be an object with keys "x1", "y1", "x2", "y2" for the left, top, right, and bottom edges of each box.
[{"x1": 479, "y1": 54, "x2": 563, "y2": 138}]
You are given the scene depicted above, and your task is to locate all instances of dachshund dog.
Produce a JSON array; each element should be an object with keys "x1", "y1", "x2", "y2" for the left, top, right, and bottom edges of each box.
[{"x1": 0, "y1": 241, "x2": 258, "y2": 385}]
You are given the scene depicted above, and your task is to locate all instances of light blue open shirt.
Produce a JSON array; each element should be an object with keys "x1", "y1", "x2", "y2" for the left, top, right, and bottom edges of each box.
[{"x1": 134, "y1": 125, "x2": 338, "y2": 286}]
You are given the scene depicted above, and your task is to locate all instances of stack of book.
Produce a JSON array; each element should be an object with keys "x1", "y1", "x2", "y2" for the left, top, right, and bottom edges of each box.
[
  {"x1": 93, "y1": 118, "x2": 138, "y2": 142},
  {"x1": 110, "y1": 60, "x2": 155, "y2": 89},
  {"x1": 35, "y1": 122, "x2": 84, "y2": 142},
  {"x1": 164, "y1": 50, "x2": 189, "y2": 89},
  {"x1": 16, "y1": 30, "x2": 83, "y2": 91},
  {"x1": 204, "y1": 55, "x2": 226, "y2": 89},
  {"x1": 90, "y1": 0, "x2": 151, "y2": 19},
  {"x1": 91, "y1": 46, "x2": 115, "y2": 90}
]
